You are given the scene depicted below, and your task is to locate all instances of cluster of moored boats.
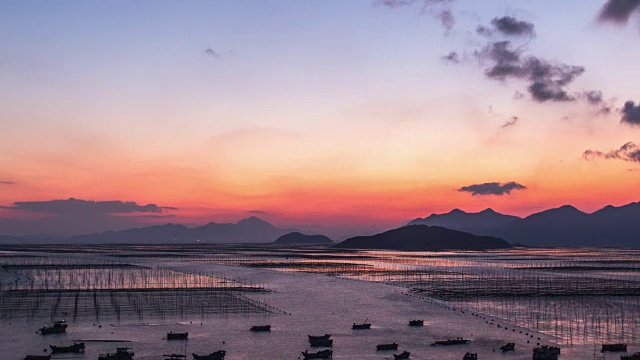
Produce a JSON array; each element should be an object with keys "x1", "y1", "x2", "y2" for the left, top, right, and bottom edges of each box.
[
  {"x1": 23, "y1": 319, "x2": 640, "y2": 360},
  {"x1": 301, "y1": 333, "x2": 410, "y2": 360}
]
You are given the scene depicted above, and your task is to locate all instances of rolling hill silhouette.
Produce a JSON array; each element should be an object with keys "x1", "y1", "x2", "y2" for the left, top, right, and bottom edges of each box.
[
  {"x1": 411, "y1": 202, "x2": 640, "y2": 246},
  {"x1": 334, "y1": 225, "x2": 511, "y2": 251}
]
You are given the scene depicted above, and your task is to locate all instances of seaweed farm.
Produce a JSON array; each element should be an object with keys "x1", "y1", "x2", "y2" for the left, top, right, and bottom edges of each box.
[
  {"x1": 2, "y1": 245, "x2": 640, "y2": 359},
  {"x1": 183, "y1": 246, "x2": 640, "y2": 346},
  {"x1": 0, "y1": 253, "x2": 273, "y2": 322}
]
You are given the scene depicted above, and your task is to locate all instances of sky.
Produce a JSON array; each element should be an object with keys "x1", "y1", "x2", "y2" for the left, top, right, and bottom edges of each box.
[{"x1": 1, "y1": 0, "x2": 640, "y2": 238}]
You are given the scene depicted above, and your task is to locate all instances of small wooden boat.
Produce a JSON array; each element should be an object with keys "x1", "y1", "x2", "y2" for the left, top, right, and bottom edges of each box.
[
  {"x1": 431, "y1": 338, "x2": 470, "y2": 346},
  {"x1": 408, "y1": 319, "x2": 423, "y2": 327},
  {"x1": 308, "y1": 334, "x2": 331, "y2": 341},
  {"x1": 309, "y1": 339, "x2": 333, "y2": 347},
  {"x1": 50, "y1": 342, "x2": 85, "y2": 353},
  {"x1": 376, "y1": 343, "x2": 399, "y2": 351},
  {"x1": 532, "y1": 345, "x2": 561, "y2": 360},
  {"x1": 622, "y1": 353, "x2": 640, "y2": 360},
  {"x1": 167, "y1": 332, "x2": 189, "y2": 340},
  {"x1": 352, "y1": 322, "x2": 371, "y2": 330},
  {"x1": 24, "y1": 356, "x2": 51, "y2": 360},
  {"x1": 500, "y1": 342, "x2": 515, "y2": 352},
  {"x1": 301, "y1": 349, "x2": 332, "y2": 359},
  {"x1": 192, "y1": 350, "x2": 225, "y2": 360},
  {"x1": 38, "y1": 321, "x2": 67, "y2": 335},
  {"x1": 602, "y1": 343, "x2": 627, "y2": 352},
  {"x1": 394, "y1": 351, "x2": 410, "y2": 359},
  {"x1": 463, "y1": 353, "x2": 477, "y2": 360},
  {"x1": 98, "y1": 347, "x2": 134, "y2": 360},
  {"x1": 250, "y1": 325, "x2": 271, "y2": 332}
]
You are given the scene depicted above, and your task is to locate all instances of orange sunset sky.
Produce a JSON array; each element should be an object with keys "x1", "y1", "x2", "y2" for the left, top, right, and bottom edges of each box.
[{"x1": 1, "y1": 0, "x2": 639, "y2": 238}]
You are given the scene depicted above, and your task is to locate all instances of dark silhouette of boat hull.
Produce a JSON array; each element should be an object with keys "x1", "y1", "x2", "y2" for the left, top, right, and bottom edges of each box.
[
  {"x1": 192, "y1": 350, "x2": 225, "y2": 360},
  {"x1": 601, "y1": 343, "x2": 626, "y2": 352},
  {"x1": 308, "y1": 334, "x2": 331, "y2": 341},
  {"x1": 98, "y1": 347, "x2": 134, "y2": 360},
  {"x1": 167, "y1": 332, "x2": 189, "y2": 340},
  {"x1": 309, "y1": 339, "x2": 333, "y2": 347},
  {"x1": 376, "y1": 343, "x2": 398, "y2": 351},
  {"x1": 532, "y1": 345, "x2": 561, "y2": 360},
  {"x1": 50, "y1": 342, "x2": 85, "y2": 353},
  {"x1": 431, "y1": 339, "x2": 470, "y2": 346},
  {"x1": 394, "y1": 351, "x2": 410, "y2": 359},
  {"x1": 500, "y1": 342, "x2": 515, "y2": 352},
  {"x1": 408, "y1": 320, "x2": 423, "y2": 326},
  {"x1": 250, "y1": 325, "x2": 271, "y2": 332},
  {"x1": 301, "y1": 350, "x2": 332, "y2": 359},
  {"x1": 38, "y1": 321, "x2": 67, "y2": 335},
  {"x1": 352, "y1": 323, "x2": 371, "y2": 330}
]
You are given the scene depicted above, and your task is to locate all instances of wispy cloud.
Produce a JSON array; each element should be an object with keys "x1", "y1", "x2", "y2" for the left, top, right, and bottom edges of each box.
[
  {"x1": 441, "y1": 14, "x2": 609, "y2": 109},
  {"x1": 0, "y1": 181, "x2": 15, "y2": 185},
  {"x1": 458, "y1": 181, "x2": 526, "y2": 196},
  {"x1": 204, "y1": 48, "x2": 220, "y2": 58},
  {"x1": 475, "y1": 40, "x2": 585, "y2": 103},
  {"x1": 377, "y1": 0, "x2": 456, "y2": 34},
  {"x1": 500, "y1": 116, "x2": 519, "y2": 129},
  {"x1": 477, "y1": 16, "x2": 535, "y2": 38},
  {"x1": 584, "y1": 142, "x2": 640, "y2": 163}
]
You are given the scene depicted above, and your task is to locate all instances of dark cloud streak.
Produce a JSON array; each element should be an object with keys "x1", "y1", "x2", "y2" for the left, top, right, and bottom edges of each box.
[
  {"x1": 598, "y1": 0, "x2": 640, "y2": 24},
  {"x1": 490, "y1": 16, "x2": 535, "y2": 37},
  {"x1": 621, "y1": 101, "x2": 640, "y2": 125},
  {"x1": 458, "y1": 181, "x2": 527, "y2": 196},
  {"x1": 2, "y1": 198, "x2": 177, "y2": 215}
]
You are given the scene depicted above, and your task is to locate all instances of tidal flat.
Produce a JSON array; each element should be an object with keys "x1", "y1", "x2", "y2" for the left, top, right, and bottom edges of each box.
[{"x1": 1, "y1": 245, "x2": 639, "y2": 359}]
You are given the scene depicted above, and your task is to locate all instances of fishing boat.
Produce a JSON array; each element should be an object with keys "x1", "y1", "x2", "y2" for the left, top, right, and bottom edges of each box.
[
  {"x1": 408, "y1": 319, "x2": 423, "y2": 326},
  {"x1": 463, "y1": 353, "x2": 477, "y2": 360},
  {"x1": 98, "y1": 347, "x2": 134, "y2": 360},
  {"x1": 532, "y1": 345, "x2": 561, "y2": 360},
  {"x1": 394, "y1": 351, "x2": 410, "y2": 359},
  {"x1": 250, "y1": 325, "x2": 271, "y2": 332},
  {"x1": 308, "y1": 334, "x2": 331, "y2": 341},
  {"x1": 167, "y1": 332, "x2": 189, "y2": 340},
  {"x1": 499, "y1": 342, "x2": 515, "y2": 352},
  {"x1": 376, "y1": 343, "x2": 399, "y2": 351},
  {"x1": 24, "y1": 356, "x2": 51, "y2": 360},
  {"x1": 309, "y1": 339, "x2": 333, "y2": 347},
  {"x1": 192, "y1": 350, "x2": 225, "y2": 360},
  {"x1": 621, "y1": 353, "x2": 640, "y2": 360},
  {"x1": 352, "y1": 322, "x2": 371, "y2": 330},
  {"x1": 430, "y1": 338, "x2": 470, "y2": 346},
  {"x1": 301, "y1": 349, "x2": 332, "y2": 359},
  {"x1": 50, "y1": 342, "x2": 85, "y2": 353},
  {"x1": 602, "y1": 343, "x2": 627, "y2": 352},
  {"x1": 38, "y1": 321, "x2": 67, "y2": 335}
]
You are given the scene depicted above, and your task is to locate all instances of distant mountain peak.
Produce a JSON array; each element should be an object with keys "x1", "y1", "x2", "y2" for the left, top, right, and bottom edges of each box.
[
  {"x1": 480, "y1": 208, "x2": 497, "y2": 214},
  {"x1": 554, "y1": 205, "x2": 586, "y2": 214},
  {"x1": 236, "y1": 216, "x2": 273, "y2": 227},
  {"x1": 449, "y1": 208, "x2": 466, "y2": 214}
]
